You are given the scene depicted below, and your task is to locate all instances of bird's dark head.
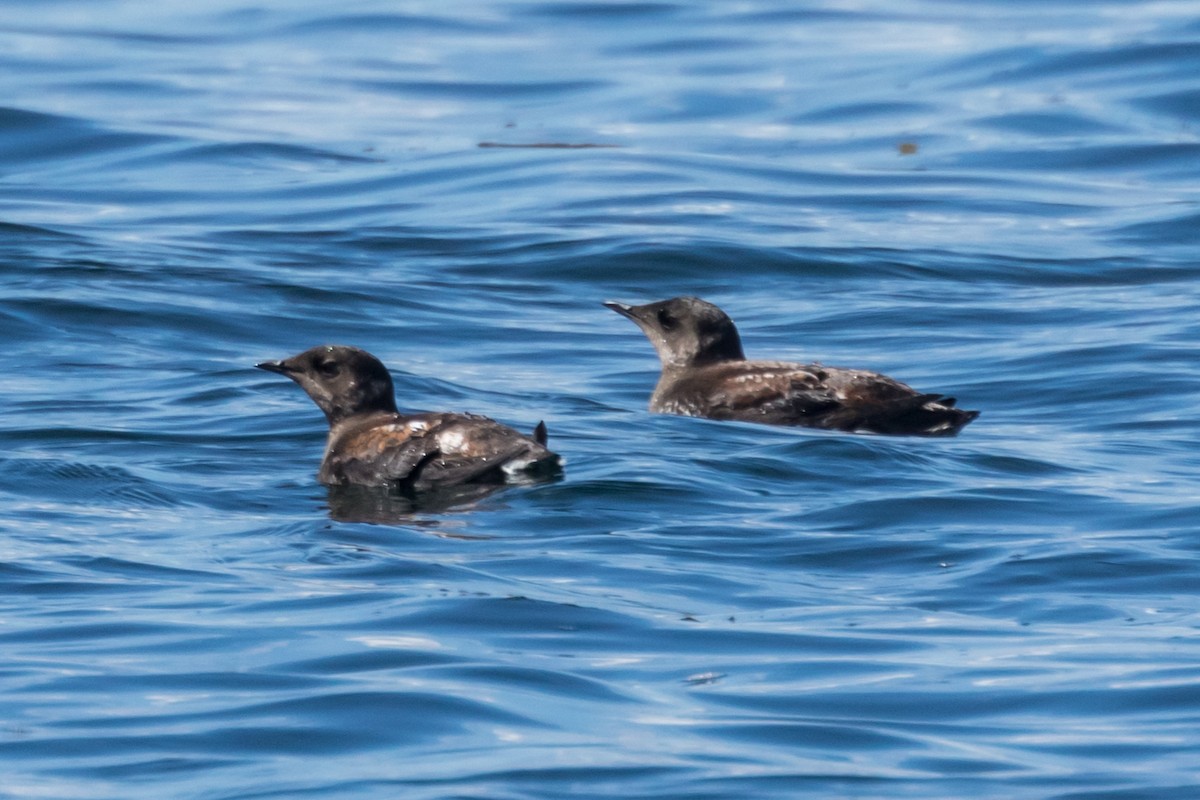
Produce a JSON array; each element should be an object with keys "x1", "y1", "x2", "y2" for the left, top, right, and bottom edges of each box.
[
  {"x1": 256, "y1": 345, "x2": 398, "y2": 425},
  {"x1": 604, "y1": 296, "x2": 745, "y2": 369}
]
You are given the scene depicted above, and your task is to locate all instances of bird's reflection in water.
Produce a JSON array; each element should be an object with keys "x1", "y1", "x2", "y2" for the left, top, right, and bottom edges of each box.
[{"x1": 324, "y1": 475, "x2": 557, "y2": 525}]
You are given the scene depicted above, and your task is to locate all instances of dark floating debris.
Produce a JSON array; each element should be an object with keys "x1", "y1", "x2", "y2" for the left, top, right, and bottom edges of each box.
[{"x1": 478, "y1": 142, "x2": 620, "y2": 149}]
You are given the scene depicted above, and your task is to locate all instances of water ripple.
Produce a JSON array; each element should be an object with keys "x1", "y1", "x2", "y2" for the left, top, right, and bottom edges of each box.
[{"x1": 2, "y1": 1, "x2": 1199, "y2": 798}]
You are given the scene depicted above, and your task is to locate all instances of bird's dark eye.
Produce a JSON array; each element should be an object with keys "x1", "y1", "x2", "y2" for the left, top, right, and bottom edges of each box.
[
  {"x1": 316, "y1": 360, "x2": 340, "y2": 378},
  {"x1": 657, "y1": 308, "x2": 677, "y2": 329}
]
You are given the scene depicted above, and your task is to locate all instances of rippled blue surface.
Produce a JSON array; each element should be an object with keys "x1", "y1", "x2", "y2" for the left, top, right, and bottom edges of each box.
[{"x1": 2, "y1": 1, "x2": 1199, "y2": 798}]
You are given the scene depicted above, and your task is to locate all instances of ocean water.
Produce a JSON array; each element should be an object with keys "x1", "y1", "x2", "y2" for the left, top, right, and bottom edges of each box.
[{"x1": 2, "y1": 1, "x2": 1199, "y2": 798}]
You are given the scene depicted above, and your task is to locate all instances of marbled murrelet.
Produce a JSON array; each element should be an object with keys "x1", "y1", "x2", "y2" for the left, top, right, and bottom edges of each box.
[
  {"x1": 605, "y1": 296, "x2": 978, "y2": 436},
  {"x1": 257, "y1": 345, "x2": 561, "y2": 489}
]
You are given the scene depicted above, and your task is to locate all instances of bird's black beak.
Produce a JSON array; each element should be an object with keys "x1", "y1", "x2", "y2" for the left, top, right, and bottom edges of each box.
[
  {"x1": 255, "y1": 359, "x2": 291, "y2": 375},
  {"x1": 603, "y1": 300, "x2": 637, "y2": 320}
]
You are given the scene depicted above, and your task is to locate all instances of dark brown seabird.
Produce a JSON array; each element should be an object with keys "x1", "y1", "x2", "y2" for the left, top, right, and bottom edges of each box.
[
  {"x1": 256, "y1": 345, "x2": 561, "y2": 489},
  {"x1": 604, "y1": 296, "x2": 979, "y2": 436}
]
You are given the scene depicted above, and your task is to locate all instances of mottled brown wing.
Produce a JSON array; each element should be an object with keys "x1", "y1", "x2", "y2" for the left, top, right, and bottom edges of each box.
[
  {"x1": 819, "y1": 367, "x2": 922, "y2": 404},
  {"x1": 407, "y1": 414, "x2": 544, "y2": 488},
  {"x1": 325, "y1": 424, "x2": 443, "y2": 487},
  {"x1": 699, "y1": 367, "x2": 842, "y2": 423}
]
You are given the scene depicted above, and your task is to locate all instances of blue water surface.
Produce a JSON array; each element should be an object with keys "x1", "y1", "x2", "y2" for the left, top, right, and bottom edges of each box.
[{"x1": 2, "y1": 1, "x2": 1199, "y2": 798}]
